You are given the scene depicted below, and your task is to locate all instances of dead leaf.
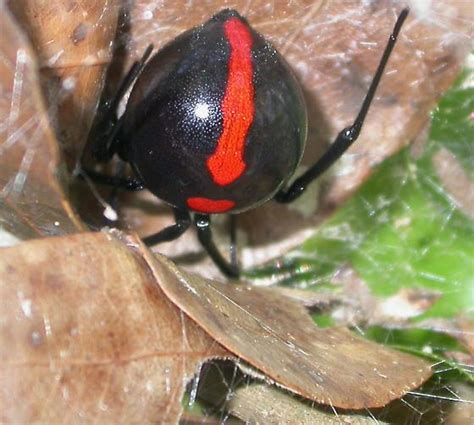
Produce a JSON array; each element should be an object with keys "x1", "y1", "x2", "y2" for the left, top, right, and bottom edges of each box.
[
  {"x1": 227, "y1": 384, "x2": 388, "y2": 424},
  {"x1": 7, "y1": 1, "x2": 118, "y2": 69},
  {"x1": 0, "y1": 6, "x2": 85, "y2": 240},
  {"x1": 196, "y1": 361, "x2": 390, "y2": 423},
  {"x1": 136, "y1": 241, "x2": 432, "y2": 409},
  {"x1": 0, "y1": 232, "x2": 230, "y2": 423},
  {"x1": 7, "y1": 0, "x2": 120, "y2": 169}
]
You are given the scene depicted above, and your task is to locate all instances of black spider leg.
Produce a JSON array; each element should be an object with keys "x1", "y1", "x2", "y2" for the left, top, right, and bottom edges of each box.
[
  {"x1": 92, "y1": 44, "x2": 154, "y2": 162},
  {"x1": 195, "y1": 214, "x2": 240, "y2": 278},
  {"x1": 143, "y1": 209, "x2": 192, "y2": 245},
  {"x1": 77, "y1": 167, "x2": 145, "y2": 191},
  {"x1": 275, "y1": 8, "x2": 409, "y2": 203},
  {"x1": 78, "y1": 45, "x2": 154, "y2": 190}
]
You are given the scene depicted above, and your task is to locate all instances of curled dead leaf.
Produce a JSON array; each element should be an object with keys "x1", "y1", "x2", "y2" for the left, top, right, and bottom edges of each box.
[{"x1": 133, "y1": 235, "x2": 432, "y2": 409}]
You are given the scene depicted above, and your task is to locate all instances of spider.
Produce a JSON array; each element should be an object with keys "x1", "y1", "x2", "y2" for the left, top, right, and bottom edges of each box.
[{"x1": 81, "y1": 8, "x2": 409, "y2": 278}]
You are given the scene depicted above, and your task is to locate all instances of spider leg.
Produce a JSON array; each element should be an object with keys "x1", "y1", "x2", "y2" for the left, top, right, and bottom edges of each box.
[
  {"x1": 89, "y1": 44, "x2": 154, "y2": 162},
  {"x1": 78, "y1": 44, "x2": 154, "y2": 193},
  {"x1": 143, "y1": 209, "x2": 192, "y2": 245},
  {"x1": 78, "y1": 167, "x2": 145, "y2": 191},
  {"x1": 275, "y1": 8, "x2": 409, "y2": 204},
  {"x1": 195, "y1": 214, "x2": 240, "y2": 278}
]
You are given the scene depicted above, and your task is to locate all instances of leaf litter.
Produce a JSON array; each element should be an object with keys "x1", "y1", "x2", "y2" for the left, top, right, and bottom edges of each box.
[
  {"x1": 0, "y1": 0, "x2": 472, "y2": 422},
  {"x1": 0, "y1": 230, "x2": 433, "y2": 422}
]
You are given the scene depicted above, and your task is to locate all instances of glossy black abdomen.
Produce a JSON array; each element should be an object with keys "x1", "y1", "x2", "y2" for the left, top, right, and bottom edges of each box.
[{"x1": 122, "y1": 9, "x2": 307, "y2": 214}]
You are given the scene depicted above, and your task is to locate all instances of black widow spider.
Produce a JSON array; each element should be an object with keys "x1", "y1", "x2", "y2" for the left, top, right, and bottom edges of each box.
[{"x1": 81, "y1": 8, "x2": 409, "y2": 278}]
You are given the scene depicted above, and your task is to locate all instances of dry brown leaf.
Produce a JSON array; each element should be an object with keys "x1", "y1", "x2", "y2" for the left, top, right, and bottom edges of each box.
[
  {"x1": 0, "y1": 5, "x2": 85, "y2": 240},
  {"x1": 227, "y1": 384, "x2": 388, "y2": 424},
  {"x1": 196, "y1": 361, "x2": 390, "y2": 423},
  {"x1": 0, "y1": 230, "x2": 433, "y2": 420},
  {"x1": 7, "y1": 0, "x2": 120, "y2": 169},
  {"x1": 0, "y1": 232, "x2": 230, "y2": 423},
  {"x1": 136, "y1": 241, "x2": 432, "y2": 409},
  {"x1": 7, "y1": 1, "x2": 117, "y2": 69}
]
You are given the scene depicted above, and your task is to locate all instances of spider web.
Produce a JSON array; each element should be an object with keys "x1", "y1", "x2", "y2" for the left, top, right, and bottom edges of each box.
[{"x1": 0, "y1": 0, "x2": 472, "y2": 423}]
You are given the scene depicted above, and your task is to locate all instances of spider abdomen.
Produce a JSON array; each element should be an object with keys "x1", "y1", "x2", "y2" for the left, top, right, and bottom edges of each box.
[{"x1": 122, "y1": 9, "x2": 307, "y2": 214}]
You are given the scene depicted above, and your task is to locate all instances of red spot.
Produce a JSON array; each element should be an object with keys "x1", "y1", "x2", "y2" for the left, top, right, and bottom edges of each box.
[
  {"x1": 207, "y1": 17, "x2": 254, "y2": 186},
  {"x1": 187, "y1": 197, "x2": 235, "y2": 213}
]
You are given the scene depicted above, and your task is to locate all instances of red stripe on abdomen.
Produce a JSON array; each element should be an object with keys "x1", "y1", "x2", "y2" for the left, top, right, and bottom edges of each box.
[
  {"x1": 187, "y1": 197, "x2": 235, "y2": 213},
  {"x1": 206, "y1": 17, "x2": 254, "y2": 186}
]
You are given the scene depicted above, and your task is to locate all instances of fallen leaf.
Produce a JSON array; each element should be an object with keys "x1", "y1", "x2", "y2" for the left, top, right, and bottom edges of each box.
[
  {"x1": 0, "y1": 6, "x2": 85, "y2": 239},
  {"x1": 0, "y1": 232, "x2": 230, "y2": 423},
  {"x1": 7, "y1": 0, "x2": 120, "y2": 169},
  {"x1": 196, "y1": 361, "x2": 388, "y2": 423},
  {"x1": 137, "y1": 240, "x2": 432, "y2": 409},
  {"x1": 227, "y1": 384, "x2": 388, "y2": 424}
]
